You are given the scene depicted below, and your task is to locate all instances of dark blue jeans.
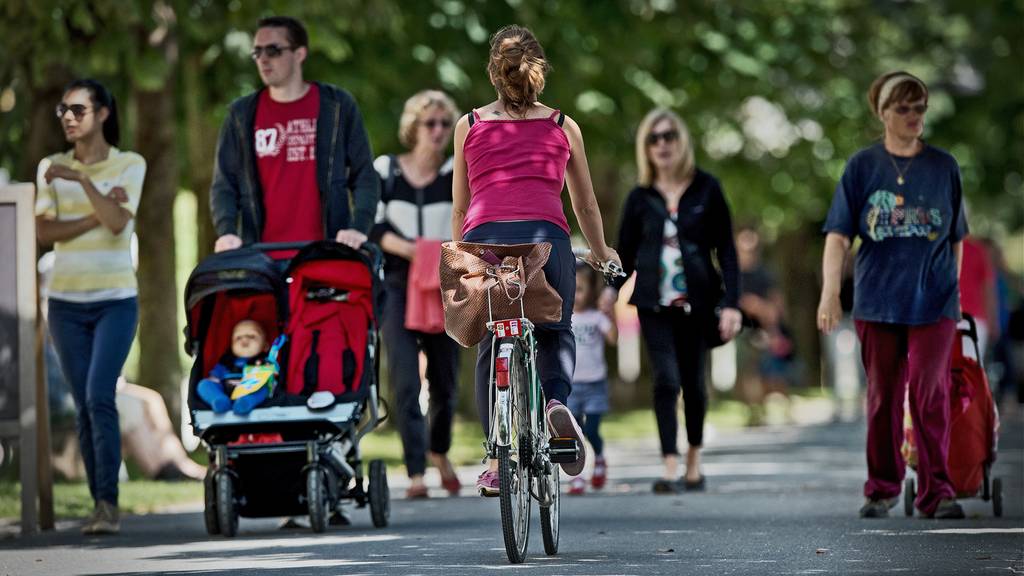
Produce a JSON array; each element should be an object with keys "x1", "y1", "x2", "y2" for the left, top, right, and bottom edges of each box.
[
  {"x1": 48, "y1": 297, "x2": 138, "y2": 506},
  {"x1": 463, "y1": 221, "x2": 575, "y2": 435}
]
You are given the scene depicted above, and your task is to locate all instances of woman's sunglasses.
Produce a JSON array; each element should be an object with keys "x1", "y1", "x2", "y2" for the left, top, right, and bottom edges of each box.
[
  {"x1": 892, "y1": 104, "x2": 928, "y2": 115},
  {"x1": 422, "y1": 119, "x2": 453, "y2": 130},
  {"x1": 251, "y1": 44, "x2": 294, "y2": 60},
  {"x1": 646, "y1": 129, "x2": 680, "y2": 146},
  {"x1": 55, "y1": 103, "x2": 90, "y2": 120}
]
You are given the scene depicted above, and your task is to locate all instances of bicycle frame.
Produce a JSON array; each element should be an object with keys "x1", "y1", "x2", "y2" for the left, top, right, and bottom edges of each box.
[{"x1": 483, "y1": 266, "x2": 555, "y2": 508}]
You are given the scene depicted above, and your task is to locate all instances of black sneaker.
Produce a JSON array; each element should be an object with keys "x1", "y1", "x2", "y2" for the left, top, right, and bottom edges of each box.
[
  {"x1": 652, "y1": 478, "x2": 680, "y2": 494},
  {"x1": 931, "y1": 499, "x2": 965, "y2": 519},
  {"x1": 683, "y1": 475, "x2": 706, "y2": 492},
  {"x1": 859, "y1": 497, "x2": 897, "y2": 518},
  {"x1": 329, "y1": 509, "x2": 351, "y2": 526}
]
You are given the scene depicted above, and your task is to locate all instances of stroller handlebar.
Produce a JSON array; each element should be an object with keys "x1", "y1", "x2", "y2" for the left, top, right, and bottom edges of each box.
[
  {"x1": 245, "y1": 241, "x2": 384, "y2": 272},
  {"x1": 249, "y1": 241, "x2": 311, "y2": 252}
]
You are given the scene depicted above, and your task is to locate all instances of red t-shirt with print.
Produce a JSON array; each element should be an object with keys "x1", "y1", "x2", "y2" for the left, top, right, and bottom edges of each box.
[{"x1": 254, "y1": 84, "x2": 322, "y2": 249}]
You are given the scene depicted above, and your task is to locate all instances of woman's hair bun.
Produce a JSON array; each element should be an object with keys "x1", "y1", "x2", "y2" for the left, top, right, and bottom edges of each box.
[{"x1": 487, "y1": 25, "x2": 549, "y2": 115}]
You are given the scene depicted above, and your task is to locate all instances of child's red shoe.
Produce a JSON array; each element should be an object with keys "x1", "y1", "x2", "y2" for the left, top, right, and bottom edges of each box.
[{"x1": 591, "y1": 456, "x2": 607, "y2": 490}]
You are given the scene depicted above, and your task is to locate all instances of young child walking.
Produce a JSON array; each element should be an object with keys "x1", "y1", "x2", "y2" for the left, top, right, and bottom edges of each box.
[{"x1": 568, "y1": 264, "x2": 617, "y2": 495}]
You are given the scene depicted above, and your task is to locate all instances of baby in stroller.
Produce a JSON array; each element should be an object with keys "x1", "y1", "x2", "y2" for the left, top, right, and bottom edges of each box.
[{"x1": 196, "y1": 320, "x2": 285, "y2": 415}]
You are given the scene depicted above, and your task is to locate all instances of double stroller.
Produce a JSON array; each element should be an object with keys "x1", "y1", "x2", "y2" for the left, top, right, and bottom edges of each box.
[{"x1": 184, "y1": 241, "x2": 390, "y2": 537}]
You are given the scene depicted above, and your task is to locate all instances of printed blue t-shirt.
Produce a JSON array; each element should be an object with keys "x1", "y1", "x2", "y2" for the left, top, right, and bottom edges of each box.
[{"x1": 823, "y1": 143, "x2": 968, "y2": 325}]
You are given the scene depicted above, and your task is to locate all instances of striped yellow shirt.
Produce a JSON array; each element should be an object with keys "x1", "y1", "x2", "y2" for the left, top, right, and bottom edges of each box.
[{"x1": 35, "y1": 148, "x2": 147, "y2": 301}]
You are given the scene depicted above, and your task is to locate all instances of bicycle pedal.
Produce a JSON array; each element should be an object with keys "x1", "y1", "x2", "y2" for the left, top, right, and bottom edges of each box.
[{"x1": 548, "y1": 437, "x2": 581, "y2": 464}]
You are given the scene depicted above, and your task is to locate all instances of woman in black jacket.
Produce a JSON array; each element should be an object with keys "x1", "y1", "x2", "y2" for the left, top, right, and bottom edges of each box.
[{"x1": 610, "y1": 108, "x2": 742, "y2": 493}]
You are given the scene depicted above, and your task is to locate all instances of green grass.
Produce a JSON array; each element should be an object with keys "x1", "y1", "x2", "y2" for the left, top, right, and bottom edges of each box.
[
  {"x1": 0, "y1": 480, "x2": 203, "y2": 520},
  {"x1": 360, "y1": 401, "x2": 756, "y2": 469},
  {"x1": 360, "y1": 417, "x2": 486, "y2": 469}
]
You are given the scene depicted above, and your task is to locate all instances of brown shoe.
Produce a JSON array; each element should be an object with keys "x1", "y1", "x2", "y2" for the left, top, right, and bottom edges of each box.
[
  {"x1": 80, "y1": 504, "x2": 101, "y2": 535},
  {"x1": 431, "y1": 453, "x2": 461, "y2": 496},
  {"x1": 405, "y1": 484, "x2": 429, "y2": 499},
  {"x1": 84, "y1": 500, "x2": 120, "y2": 535}
]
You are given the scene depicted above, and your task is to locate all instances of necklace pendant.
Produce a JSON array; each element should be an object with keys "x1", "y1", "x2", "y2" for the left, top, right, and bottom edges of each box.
[{"x1": 897, "y1": 176, "x2": 905, "y2": 186}]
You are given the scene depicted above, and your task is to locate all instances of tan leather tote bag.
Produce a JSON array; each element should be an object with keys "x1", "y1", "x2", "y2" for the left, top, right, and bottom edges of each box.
[{"x1": 438, "y1": 241, "x2": 563, "y2": 347}]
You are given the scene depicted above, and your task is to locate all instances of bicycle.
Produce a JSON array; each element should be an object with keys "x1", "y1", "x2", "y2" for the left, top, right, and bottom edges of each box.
[{"x1": 482, "y1": 245, "x2": 623, "y2": 564}]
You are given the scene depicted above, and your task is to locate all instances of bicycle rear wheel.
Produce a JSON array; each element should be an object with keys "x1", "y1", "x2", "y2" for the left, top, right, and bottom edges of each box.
[{"x1": 497, "y1": 338, "x2": 532, "y2": 563}]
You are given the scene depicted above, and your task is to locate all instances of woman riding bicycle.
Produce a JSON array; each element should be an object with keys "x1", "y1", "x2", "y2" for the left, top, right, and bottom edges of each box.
[{"x1": 451, "y1": 24, "x2": 620, "y2": 496}]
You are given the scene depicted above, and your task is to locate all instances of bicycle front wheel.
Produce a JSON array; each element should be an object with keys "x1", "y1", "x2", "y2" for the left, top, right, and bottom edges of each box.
[{"x1": 539, "y1": 463, "x2": 560, "y2": 555}]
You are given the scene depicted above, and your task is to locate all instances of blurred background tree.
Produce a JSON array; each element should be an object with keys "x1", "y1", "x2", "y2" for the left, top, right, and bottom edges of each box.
[{"x1": 1, "y1": 0, "x2": 1021, "y2": 414}]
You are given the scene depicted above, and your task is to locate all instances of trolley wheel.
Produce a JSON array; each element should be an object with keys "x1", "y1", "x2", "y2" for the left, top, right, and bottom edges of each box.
[
  {"x1": 216, "y1": 471, "x2": 238, "y2": 537},
  {"x1": 993, "y1": 477, "x2": 1003, "y2": 517},
  {"x1": 904, "y1": 477, "x2": 916, "y2": 517},
  {"x1": 982, "y1": 464, "x2": 991, "y2": 501},
  {"x1": 307, "y1": 466, "x2": 329, "y2": 533},
  {"x1": 368, "y1": 459, "x2": 390, "y2": 528},
  {"x1": 203, "y1": 470, "x2": 220, "y2": 535},
  {"x1": 539, "y1": 464, "x2": 560, "y2": 555}
]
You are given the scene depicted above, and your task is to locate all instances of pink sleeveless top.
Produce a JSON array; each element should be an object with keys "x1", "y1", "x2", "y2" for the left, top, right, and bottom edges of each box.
[{"x1": 462, "y1": 109, "x2": 571, "y2": 235}]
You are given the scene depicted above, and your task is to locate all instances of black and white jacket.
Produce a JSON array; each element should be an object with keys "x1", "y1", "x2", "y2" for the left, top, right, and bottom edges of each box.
[{"x1": 369, "y1": 154, "x2": 454, "y2": 282}]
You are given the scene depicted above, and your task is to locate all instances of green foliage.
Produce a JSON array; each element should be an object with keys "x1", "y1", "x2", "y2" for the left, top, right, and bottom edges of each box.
[{"x1": 1, "y1": 0, "x2": 1020, "y2": 233}]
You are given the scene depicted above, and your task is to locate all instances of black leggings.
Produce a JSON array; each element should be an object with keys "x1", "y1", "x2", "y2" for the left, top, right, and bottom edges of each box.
[
  {"x1": 381, "y1": 278, "x2": 460, "y2": 477},
  {"x1": 638, "y1": 308, "x2": 709, "y2": 454}
]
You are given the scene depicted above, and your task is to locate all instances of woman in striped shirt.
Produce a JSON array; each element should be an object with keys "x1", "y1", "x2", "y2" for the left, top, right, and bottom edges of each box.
[{"x1": 35, "y1": 79, "x2": 147, "y2": 536}]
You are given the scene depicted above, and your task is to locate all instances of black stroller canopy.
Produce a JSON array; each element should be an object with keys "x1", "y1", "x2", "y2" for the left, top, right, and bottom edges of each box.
[{"x1": 184, "y1": 248, "x2": 288, "y2": 334}]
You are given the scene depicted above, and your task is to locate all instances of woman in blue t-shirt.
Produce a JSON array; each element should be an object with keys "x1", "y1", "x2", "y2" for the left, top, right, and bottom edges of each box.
[{"x1": 817, "y1": 71, "x2": 967, "y2": 519}]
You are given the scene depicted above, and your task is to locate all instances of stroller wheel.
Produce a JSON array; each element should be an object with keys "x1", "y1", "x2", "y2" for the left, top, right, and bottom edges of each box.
[
  {"x1": 307, "y1": 466, "x2": 329, "y2": 533},
  {"x1": 904, "y1": 478, "x2": 916, "y2": 517},
  {"x1": 369, "y1": 459, "x2": 390, "y2": 528},
  {"x1": 992, "y1": 477, "x2": 1003, "y2": 517},
  {"x1": 204, "y1": 470, "x2": 220, "y2": 535},
  {"x1": 216, "y1": 471, "x2": 239, "y2": 537}
]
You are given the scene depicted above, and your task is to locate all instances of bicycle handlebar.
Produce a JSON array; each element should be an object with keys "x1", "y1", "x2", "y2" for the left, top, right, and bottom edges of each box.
[{"x1": 571, "y1": 247, "x2": 626, "y2": 284}]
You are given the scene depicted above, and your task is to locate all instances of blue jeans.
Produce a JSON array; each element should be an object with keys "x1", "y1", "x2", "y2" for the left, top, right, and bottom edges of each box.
[
  {"x1": 48, "y1": 297, "x2": 138, "y2": 506},
  {"x1": 463, "y1": 221, "x2": 576, "y2": 435}
]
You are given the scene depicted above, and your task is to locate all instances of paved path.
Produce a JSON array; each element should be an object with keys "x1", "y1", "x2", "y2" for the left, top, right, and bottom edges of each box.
[{"x1": 2, "y1": 415, "x2": 1021, "y2": 575}]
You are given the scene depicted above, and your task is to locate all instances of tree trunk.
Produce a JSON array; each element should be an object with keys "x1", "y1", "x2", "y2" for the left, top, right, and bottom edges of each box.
[
  {"x1": 775, "y1": 224, "x2": 823, "y2": 389},
  {"x1": 18, "y1": 67, "x2": 73, "y2": 183},
  {"x1": 182, "y1": 54, "x2": 216, "y2": 260},
  {"x1": 134, "y1": 83, "x2": 181, "y2": 414}
]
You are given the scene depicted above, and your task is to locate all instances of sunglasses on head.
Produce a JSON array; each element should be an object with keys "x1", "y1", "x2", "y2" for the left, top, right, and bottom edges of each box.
[
  {"x1": 251, "y1": 43, "x2": 293, "y2": 60},
  {"x1": 892, "y1": 104, "x2": 928, "y2": 115},
  {"x1": 422, "y1": 119, "x2": 453, "y2": 130},
  {"x1": 55, "y1": 103, "x2": 90, "y2": 120},
  {"x1": 646, "y1": 129, "x2": 680, "y2": 146}
]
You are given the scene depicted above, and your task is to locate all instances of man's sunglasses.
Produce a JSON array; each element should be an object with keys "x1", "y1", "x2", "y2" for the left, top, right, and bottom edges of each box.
[
  {"x1": 251, "y1": 44, "x2": 294, "y2": 60},
  {"x1": 422, "y1": 119, "x2": 453, "y2": 130},
  {"x1": 892, "y1": 104, "x2": 928, "y2": 115},
  {"x1": 55, "y1": 103, "x2": 90, "y2": 120},
  {"x1": 646, "y1": 129, "x2": 680, "y2": 146}
]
